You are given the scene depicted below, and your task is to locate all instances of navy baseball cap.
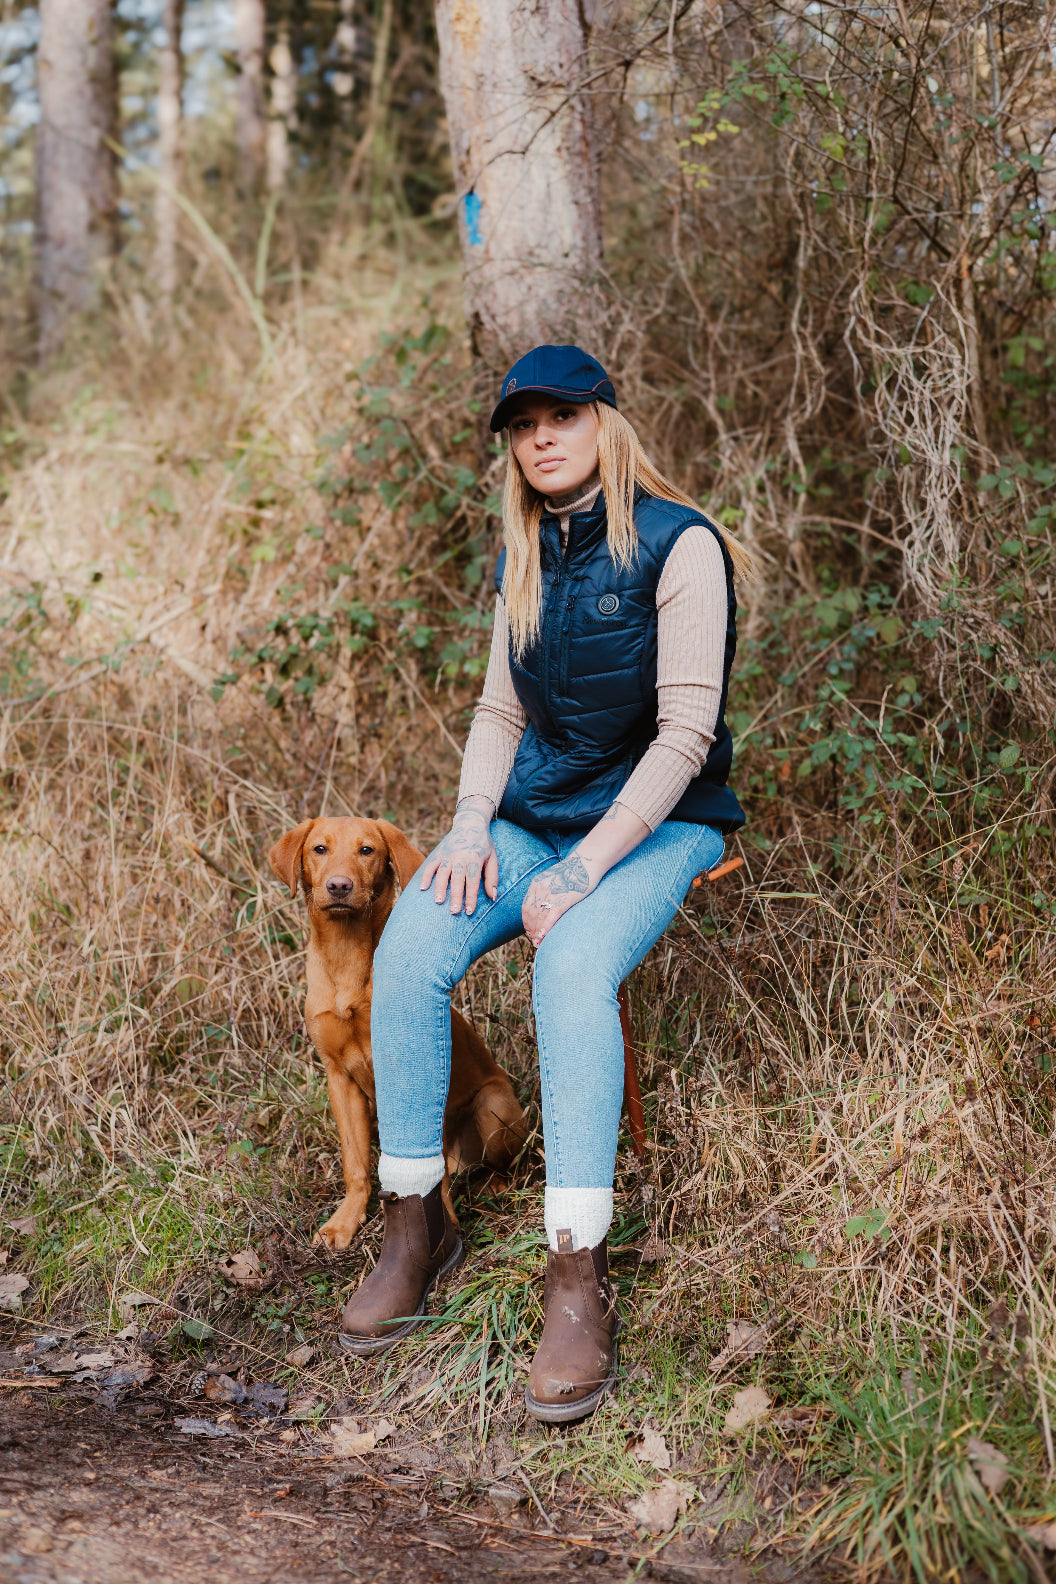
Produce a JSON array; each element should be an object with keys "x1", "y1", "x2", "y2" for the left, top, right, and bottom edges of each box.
[{"x1": 489, "y1": 344, "x2": 617, "y2": 432}]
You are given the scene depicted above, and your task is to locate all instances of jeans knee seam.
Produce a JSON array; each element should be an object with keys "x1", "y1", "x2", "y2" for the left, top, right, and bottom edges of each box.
[
  {"x1": 533, "y1": 973, "x2": 564, "y2": 1186},
  {"x1": 431, "y1": 989, "x2": 448, "y2": 1154}
]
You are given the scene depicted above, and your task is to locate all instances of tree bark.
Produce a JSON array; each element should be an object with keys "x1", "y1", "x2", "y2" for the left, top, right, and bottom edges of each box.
[
  {"x1": 433, "y1": 0, "x2": 602, "y2": 366},
  {"x1": 332, "y1": 0, "x2": 358, "y2": 120},
  {"x1": 35, "y1": 0, "x2": 120, "y2": 360},
  {"x1": 266, "y1": 24, "x2": 297, "y2": 191},
  {"x1": 154, "y1": 0, "x2": 184, "y2": 307},
  {"x1": 234, "y1": 0, "x2": 266, "y2": 196}
]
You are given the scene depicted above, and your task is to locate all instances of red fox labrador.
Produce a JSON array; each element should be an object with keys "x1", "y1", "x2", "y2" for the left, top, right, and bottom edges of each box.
[{"x1": 269, "y1": 815, "x2": 526, "y2": 1250}]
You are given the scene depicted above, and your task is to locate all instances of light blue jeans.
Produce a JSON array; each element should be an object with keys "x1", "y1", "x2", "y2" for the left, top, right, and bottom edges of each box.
[{"x1": 370, "y1": 817, "x2": 725, "y2": 1189}]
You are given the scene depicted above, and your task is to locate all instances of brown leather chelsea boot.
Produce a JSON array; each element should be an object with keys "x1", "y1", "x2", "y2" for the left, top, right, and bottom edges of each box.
[
  {"x1": 525, "y1": 1229, "x2": 620, "y2": 1423},
  {"x1": 339, "y1": 1182, "x2": 463, "y2": 1356}
]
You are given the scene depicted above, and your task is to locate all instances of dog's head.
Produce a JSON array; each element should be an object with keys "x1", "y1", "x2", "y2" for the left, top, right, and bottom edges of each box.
[{"x1": 267, "y1": 816, "x2": 424, "y2": 920}]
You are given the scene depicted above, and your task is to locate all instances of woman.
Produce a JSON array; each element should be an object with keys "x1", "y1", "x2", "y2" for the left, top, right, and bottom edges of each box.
[{"x1": 340, "y1": 345, "x2": 753, "y2": 1423}]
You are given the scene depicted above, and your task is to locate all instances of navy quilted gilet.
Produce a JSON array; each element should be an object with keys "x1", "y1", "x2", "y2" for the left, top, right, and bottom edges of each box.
[{"x1": 493, "y1": 489, "x2": 745, "y2": 835}]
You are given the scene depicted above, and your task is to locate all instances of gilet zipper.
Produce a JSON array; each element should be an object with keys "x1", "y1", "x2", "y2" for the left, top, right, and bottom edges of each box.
[
  {"x1": 558, "y1": 594, "x2": 577, "y2": 693},
  {"x1": 538, "y1": 551, "x2": 563, "y2": 736}
]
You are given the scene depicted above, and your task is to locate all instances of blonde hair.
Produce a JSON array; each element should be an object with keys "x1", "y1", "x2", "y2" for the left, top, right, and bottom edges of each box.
[{"x1": 501, "y1": 403, "x2": 755, "y2": 657}]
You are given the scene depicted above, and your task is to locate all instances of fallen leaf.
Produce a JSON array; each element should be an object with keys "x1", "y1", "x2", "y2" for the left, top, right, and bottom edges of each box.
[
  {"x1": 117, "y1": 1290, "x2": 161, "y2": 1324},
  {"x1": 1024, "y1": 1521, "x2": 1056, "y2": 1549},
  {"x1": 374, "y1": 1418, "x2": 395, "y2": 1444},
  {"x1": 7, "y1": 1215, "x2": 37, "y2": 1237},
  {"x1": 0, "y1": 1273, "x2": 29, "y2": 1312},
  {"x1": 331, "y1": 1416, "x2": 375, "y2": 1457},
  {"x1": 181, "y1": 1318, "x2": 214, "y2": 1343},
  {"x1": 487, "y1": 1482, "x2": 526, "y2": 1515},
  {"x1": 287, "y1": 1343, "x2": 315, "y2": 1369},
  {"x1": 709, "y1": 1319, "x2": 770, "y2": 1372},
  {"x1": 278, "y1": 1428, "x2": 299, "y2": 1443},
  {"x1": 45, "y1": 1350, "x2": 114, "y2": 1375},
  {"x1": 247, "y1": 1382, "x2": 288, "y2": 1415},
  {"x1": 113, "y1": 1324, "x2": 140, "y2": 1342},
  {"x1": 174, "y1": 1417, "x2": 241, "y2": 1439},
  {"x1": 626, "y1": 1479, "x2": 692, "y2": 1534},
  {"x1": 287, "y1": 1393, "x2": 321, "y2": 1419},
  {"x1": 205, "y1": 1373, "x2": 248, "y2": 1405},
  {"x1": 43, "y1": 1352, "x2": 79, "y2": 1374},
  {"x1": 218, "y1": 1249, "x2": 267, "y2": 1289},
  {"x1": 724, "y1": 1385, "x2": 771, "y2": 1433},
  {"x1": 71, "y1": 1351, "x2": 115, "y2": 1370},
  {"x1": 101, "y1": 1362, "x2": 154, "y2": 1390},
  {"x1": 631, "y1": 1421, "x2": 671, "y2": 1472},
  {"x1": 0, "y1": 1249, "x2": 7, "y2": 1267},
  {"x1": 967, "y1": 1436, "x2": 1009, "y2": 1497},
  {"x1": 984, "y1": 934, "x2": 1010, "y2": 965}
]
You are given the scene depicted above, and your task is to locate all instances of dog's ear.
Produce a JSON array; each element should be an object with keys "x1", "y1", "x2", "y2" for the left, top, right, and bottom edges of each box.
[
  {"x1": 268, "y1": 820, "x2": 316, "y2": 898},
  {"x1": 375, "y1": 820, "x2": 425, "y2": 889}
]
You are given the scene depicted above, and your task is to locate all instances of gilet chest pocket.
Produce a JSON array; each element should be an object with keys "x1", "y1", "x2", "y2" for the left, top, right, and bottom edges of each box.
[{"x1": 557, "y1": 594, "x2": 577, "y2": 692}]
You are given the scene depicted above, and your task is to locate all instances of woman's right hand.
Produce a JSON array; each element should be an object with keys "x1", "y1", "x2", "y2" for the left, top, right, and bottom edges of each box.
[{"x1": 419, "y1": 796, "x2": 499, "y2": 915}]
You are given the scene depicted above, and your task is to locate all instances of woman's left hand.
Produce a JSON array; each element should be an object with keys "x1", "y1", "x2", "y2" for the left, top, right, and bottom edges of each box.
[{"x1": 522, "y1": 853, "x2": 595, "y2": 947}]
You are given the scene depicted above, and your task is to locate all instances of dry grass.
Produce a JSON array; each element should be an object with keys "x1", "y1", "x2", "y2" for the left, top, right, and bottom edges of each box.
[{"x1": 0, "y1": 189, "x2": 1053, "y2": 1579}]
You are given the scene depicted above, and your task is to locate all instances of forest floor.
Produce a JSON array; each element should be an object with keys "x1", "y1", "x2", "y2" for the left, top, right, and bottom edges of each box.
[
  {"x1": 0, "y1": 1372, "x2": 801, "y2": 1584},
  {"x1": 1, "y1": 216, "x2": 1054, "y2": 1584}
]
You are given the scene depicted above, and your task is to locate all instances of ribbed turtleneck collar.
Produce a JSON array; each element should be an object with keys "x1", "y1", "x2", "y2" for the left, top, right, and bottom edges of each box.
[{"x1": 546, "y1": 475, "x2": 603, "y2": 548}]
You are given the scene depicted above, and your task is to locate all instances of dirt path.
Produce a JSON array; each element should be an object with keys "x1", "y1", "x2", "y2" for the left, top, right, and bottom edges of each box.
[{"x1": 0, "y1": 1395, "x2": 769, "y2": 1584}]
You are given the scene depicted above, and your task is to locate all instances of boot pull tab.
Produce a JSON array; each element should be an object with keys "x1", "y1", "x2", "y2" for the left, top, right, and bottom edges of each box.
[{"x1": 556, "y1": 1229, "x2": 574, "y2": 1256}]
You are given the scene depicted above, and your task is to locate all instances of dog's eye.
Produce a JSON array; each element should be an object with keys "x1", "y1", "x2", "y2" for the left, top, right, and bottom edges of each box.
[
  {"x1": 359, "y1": 845, "x2": 374, "y2": 855},
  {"x1": 313, "y1": 844, "x2": 328, "y2": 854}
]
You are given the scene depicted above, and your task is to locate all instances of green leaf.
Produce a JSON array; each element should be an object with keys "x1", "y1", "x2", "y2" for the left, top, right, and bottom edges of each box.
[
  {"x1": 794, "y1": 1250, "x2": 819, "y2": 1269},
  {"x1": 998, "y1": 743, "x2": 1021, "y2": 770},
  {"x1": 846, "y1": 1210, "x2": 886, "y2": 1240},
  {"x1": 182, "y1": 1318, "x2": 214, "y2": 1342}
]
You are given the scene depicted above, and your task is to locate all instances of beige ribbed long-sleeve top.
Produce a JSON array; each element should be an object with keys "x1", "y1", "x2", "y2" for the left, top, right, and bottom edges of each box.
[{"x1": 458, "y1": 483, "x2": 729, "y2": 832}]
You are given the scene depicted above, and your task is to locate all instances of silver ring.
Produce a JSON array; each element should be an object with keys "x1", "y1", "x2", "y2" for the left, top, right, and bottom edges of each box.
[{"x1": 539, "y1": 900, "x2": 553, "y2": 911}]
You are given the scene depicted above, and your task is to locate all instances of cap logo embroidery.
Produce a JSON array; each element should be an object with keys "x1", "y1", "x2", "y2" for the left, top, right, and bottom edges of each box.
[
  {"x1": 507, "y1": 378, "x2": 517, "y2": 394},
  {"x1": 597, "y1": 594, "x2": 620, "y2": 615}
]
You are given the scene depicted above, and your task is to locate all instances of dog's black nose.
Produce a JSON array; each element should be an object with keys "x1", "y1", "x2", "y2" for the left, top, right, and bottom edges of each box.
[{"x1": 325, "y1": 876, "x2": 354, "y2": 900}]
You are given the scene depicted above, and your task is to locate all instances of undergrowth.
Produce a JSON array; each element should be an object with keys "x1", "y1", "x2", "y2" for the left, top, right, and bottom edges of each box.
[{"x1": 1, "y1": 61, "x2": 1055, "y2": 1578}]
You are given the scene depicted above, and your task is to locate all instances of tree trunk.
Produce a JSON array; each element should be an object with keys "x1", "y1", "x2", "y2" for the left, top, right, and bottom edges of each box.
[
  {"x1": 433, "y1": 0, "x2": 602, "y2": 366},
  {"x1": 332, "y1": 0, "x2": 358, "y2": 120},
  {"x1": 154, "y1": 0, "x2": 184, "y2": 307},
  {"x1": 266, "y1": 24, "x2": 297, "y2": 191},
  {"x1": 234, "y1": 0, "x2": 266, "y2": 196},
  {"x1": 35, "y1": 0, "x2": 119, "y2": 360}
]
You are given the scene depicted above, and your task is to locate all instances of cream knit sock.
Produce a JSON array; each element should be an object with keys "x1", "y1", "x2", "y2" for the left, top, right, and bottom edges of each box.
[
  {"x1": 544, "y1": 1186, "x2": 613, "y2": 1252},
  {"x1": 378, "y1": 1153, "x2": 445, "y2": 1198}
]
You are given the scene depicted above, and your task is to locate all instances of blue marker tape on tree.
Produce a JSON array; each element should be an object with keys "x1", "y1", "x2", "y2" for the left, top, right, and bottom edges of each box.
[{"x1": 463, "y1": 191, "x2": 484, "y2": 247}]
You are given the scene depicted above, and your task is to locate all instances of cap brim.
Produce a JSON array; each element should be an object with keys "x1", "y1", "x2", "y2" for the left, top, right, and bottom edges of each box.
[{"x1": 489, "y1": 385, "x2": 615, "y2": 433}]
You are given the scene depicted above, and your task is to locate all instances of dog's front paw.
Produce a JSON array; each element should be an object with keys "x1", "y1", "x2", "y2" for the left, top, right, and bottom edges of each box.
[{"x1": 313, "y1": 1198, "x2": 368, "y2": 1251}]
